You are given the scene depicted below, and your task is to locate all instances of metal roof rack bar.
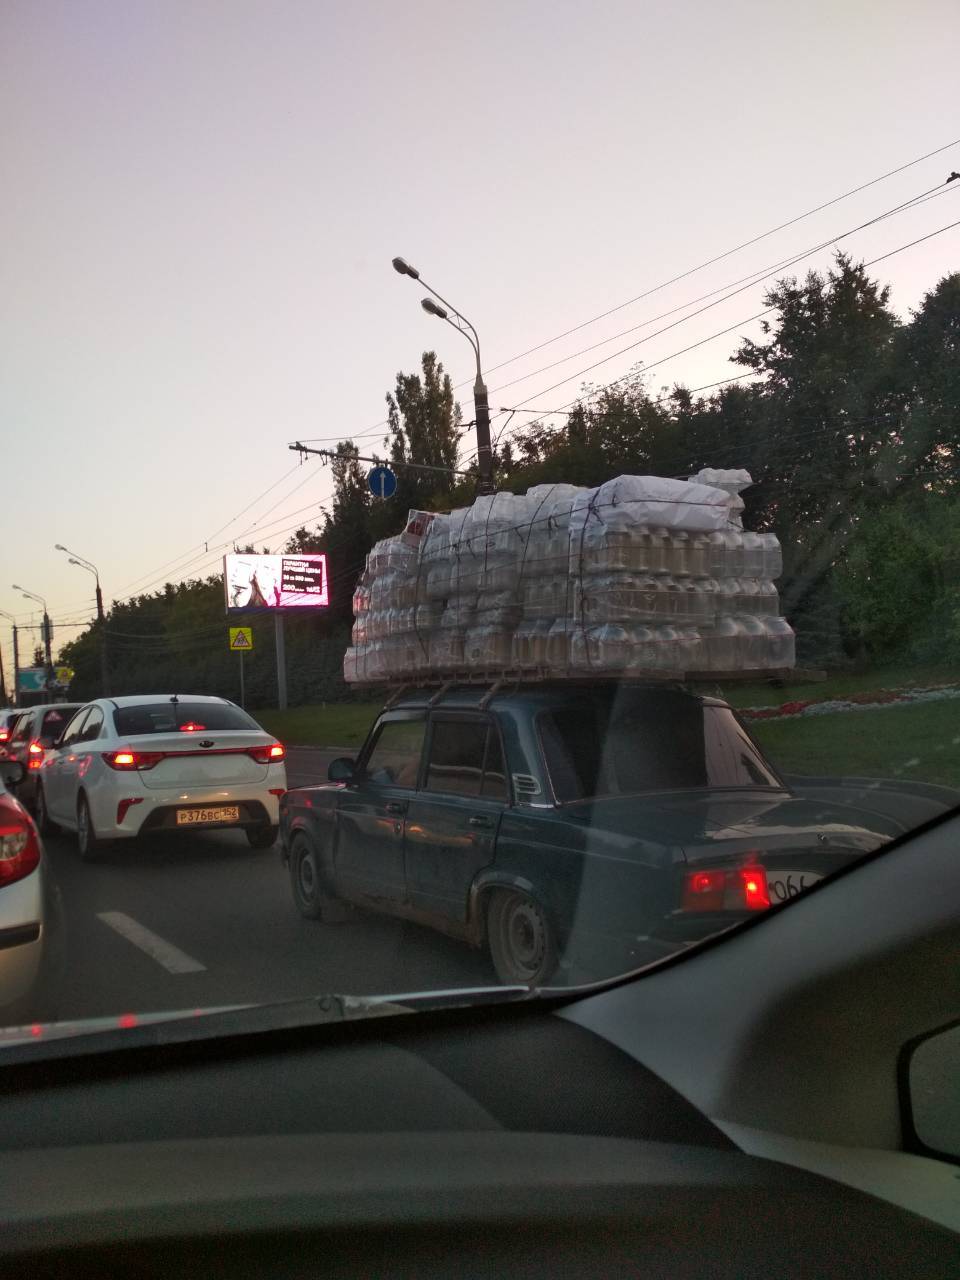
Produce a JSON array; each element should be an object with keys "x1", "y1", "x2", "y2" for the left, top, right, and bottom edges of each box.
[
  {"x1": 428, "y1": 680, "x2": 456, "y2": 706},
  {"x1": 351, "y1": 667, "x2": 823, "y2": 694}
]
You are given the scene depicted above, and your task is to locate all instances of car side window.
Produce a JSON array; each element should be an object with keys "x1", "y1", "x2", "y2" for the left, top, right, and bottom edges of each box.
[
  {"x1": 363, "y1": 718, "x2": 426, "y2": 789},
  {"x1": 426, "y1": 720, "x2": 487, "y2": 797},
  {"x1": 40, "y1": 708, "x2": 71, "y2": 746},
  {"x1": 480, "y1": 728, "x2": 508, "y2": 801},
  {"x1": 426, "y1": 718, "x2": 509, "y2": 802},
  {"x1": 10, "y1": 713, "x2": 33, "y2": 744},
  {"x1": 59, "y1": 708, "x2": 91, "y2": 748},
  {"x1": 77, "y1": 707, "x2": 104, "y2": 743}
]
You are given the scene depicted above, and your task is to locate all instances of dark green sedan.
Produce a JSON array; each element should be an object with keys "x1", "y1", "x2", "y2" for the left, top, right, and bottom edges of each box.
[{"x1": 279, "y1": 683, "x2": 903, "y2": 986}]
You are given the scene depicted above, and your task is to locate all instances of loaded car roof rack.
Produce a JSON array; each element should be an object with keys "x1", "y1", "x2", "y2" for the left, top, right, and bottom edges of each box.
[{"x1": 354, "y1": 666, "x2": 825, "y2": 694}]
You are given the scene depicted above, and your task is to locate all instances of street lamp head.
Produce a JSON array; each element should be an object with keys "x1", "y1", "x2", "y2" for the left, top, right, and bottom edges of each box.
[
  {"x1": 421, "y1": 297, "x2": 448, "y2": 320},
  {"x1": 392, "y1": 256, "x2": 420, "y2": 280},
  {"x1": 68, "y1": 559, "x2": 80, "y2": 566},
  {"x1": 54, "y1": 544, "x2": 66, "y2": 552}
]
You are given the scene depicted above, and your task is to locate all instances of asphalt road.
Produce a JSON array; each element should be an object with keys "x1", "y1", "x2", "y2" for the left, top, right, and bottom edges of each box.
[{"x1": 30, "y1": 748, "x2": 494, "y2": 1026}]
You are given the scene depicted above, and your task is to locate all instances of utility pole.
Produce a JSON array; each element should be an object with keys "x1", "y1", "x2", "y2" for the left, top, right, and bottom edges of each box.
[
  {"x1": 0, "y1": 611, "x2": 15, "y2": 706},
  {"x1": 274, "y1": 613, "x2": 288, "y2": 710}
]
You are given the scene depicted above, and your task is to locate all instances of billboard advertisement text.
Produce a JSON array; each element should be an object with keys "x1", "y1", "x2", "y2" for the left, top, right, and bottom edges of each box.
[{"x1": 224, "y1": 553, "x2": 329, "y2": 612}]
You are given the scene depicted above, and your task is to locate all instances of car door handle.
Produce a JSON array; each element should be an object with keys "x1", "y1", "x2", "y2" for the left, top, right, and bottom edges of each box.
[
  {"x1": 385, "y1": 801, "x2": 408, "y2": 816},
  {"x1": 469, "y1": 815, "x2": 494, "y2": 829}
]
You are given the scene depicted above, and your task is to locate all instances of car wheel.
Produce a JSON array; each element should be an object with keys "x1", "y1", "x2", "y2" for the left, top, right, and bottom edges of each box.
[
  {"x1": 289, "y1": 832, "x2": 324, "y2": 919},
  {"x1": 35, "y1": 783, "x2": 58, "y2": 836},
  {"x1": 76, "y1": 794, "x2": 106, "y2": 862},
  {"x1": 246, "y1": 823, "x2": 279, "y2": 850},
  {"x1": 487, "y1": 889, "x2": 557, "y2": 987}
]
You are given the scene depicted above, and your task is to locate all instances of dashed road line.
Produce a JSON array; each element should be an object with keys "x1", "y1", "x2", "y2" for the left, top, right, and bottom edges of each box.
[{"x1": 97, "y1": 911, "x2": 206, "y2": 975}]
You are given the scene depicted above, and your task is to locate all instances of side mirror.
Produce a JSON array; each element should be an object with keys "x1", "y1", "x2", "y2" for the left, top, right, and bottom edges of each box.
[
  {"x1": 327, "y1": 756, "x2": 356, "y2": 783},
  {"x1": 1, "y1": 760, "x2": 25, "y2": 788},
  {"x1": 906, "y1": 1022, "x2": 960, "y2": 1160}
]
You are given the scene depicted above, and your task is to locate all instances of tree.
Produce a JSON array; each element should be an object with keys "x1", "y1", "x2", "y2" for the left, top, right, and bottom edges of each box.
[
  {"x1": 890, "y1": 273, "x2": 960, "y2": 490},
  {"x1": 384, "y1": 351, "x2": 462, "y2": 520}
]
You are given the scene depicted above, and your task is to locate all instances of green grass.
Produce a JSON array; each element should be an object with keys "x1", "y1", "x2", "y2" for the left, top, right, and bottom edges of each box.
[
  {"x1": 750, "y1": 698, "x2": 960, "y2": 789},
  {"x1": 256, "y1": 702, "x2": 380, "y2": 748},
  {"x1": 717, "y1": 663, "x2": 960, "y2": 709}
]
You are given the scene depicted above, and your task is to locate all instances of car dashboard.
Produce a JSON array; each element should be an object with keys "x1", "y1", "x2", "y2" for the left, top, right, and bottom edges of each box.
[{"x1": 0, "y1": 997, "x2": 957, "y2": 1278}]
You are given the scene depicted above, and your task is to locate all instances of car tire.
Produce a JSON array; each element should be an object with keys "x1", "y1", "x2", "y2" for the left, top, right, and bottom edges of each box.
[
  {"x1": 76, "y1": 793, "x2": 107, "y2": 863},
  {"x1": 35, "y1": 784, "x2": 58, "y2": 836},
  {"x1": 289, "y1": 832, "x2": 325, "y2": 919},
  {"x1": 288, "y1": 832, "x2": 357, "y2": 922},
  {"x1": 487, "y1": 889, "x2": 558, "y2": 987},
  {"x1": 246, "y1": 824, "x2": 279, "y2": 850}
]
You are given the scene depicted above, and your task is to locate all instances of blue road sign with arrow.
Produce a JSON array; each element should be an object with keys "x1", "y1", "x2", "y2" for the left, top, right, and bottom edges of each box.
[{"x1": 368, "y1": 465, "x2": 398, "y2": 500}]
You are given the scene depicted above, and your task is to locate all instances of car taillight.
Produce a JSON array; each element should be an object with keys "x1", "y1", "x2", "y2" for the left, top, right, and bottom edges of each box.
[
  {"x1": 27, "y1": 741, "x2": 44, "y2": 771},
  {"x1": 681, "y1": 865, "x2": 770, "y2": 912},
  {"x1": 0, "y1": 795, "x2": 41, "y2": 886},
  {"x1": 248, "y1": 742, "x2": 285, "y2": 763},
  {"x1": 102, "y1": 750, "x2": 164, "y2": 771}
]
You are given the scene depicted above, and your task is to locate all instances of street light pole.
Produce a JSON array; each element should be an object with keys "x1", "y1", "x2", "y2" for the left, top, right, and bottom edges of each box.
[
  {"x1": 12, "y1": 587, "x2": 53, "y2": 701},
  {"x1": 391, "y1": 257, "x2": 495, "y2": 495},
  {"x1": 0, "y1": 611, "x2": 17, "y2": 707},
  {"x1": 55, "y1": 545, "x2": 109, "y2": 695}
]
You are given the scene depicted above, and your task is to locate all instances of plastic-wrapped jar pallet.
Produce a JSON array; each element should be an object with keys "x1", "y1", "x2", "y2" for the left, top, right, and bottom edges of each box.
[{"x1": 344, "y1": 469, "x2": 793, "y2": 684}]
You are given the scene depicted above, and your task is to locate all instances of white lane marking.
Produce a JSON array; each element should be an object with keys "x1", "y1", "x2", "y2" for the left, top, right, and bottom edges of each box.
[{"x1": 97, "y1": 911, "x2": 206, "y2": 975}]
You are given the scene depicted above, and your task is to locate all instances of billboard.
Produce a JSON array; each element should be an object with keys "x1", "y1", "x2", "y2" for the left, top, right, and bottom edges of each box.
[{"x1": 224, "y1": 553, "x2": 329, "y2": 613}]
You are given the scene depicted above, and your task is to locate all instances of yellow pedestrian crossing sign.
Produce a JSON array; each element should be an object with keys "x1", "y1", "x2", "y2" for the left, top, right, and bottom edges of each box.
[{"x1": 229, "y1": 626, "x2": 253, "y2": 651}]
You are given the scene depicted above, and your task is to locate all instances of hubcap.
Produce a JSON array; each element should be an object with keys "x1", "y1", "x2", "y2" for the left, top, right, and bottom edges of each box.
[{"x1": 505, "y1": 899, "x2": 545, "y2": 976}]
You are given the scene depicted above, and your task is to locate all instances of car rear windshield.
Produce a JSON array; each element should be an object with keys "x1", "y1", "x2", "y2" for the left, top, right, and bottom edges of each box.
[
  {"x1": 112, "y1": 703, "x2": 259, "y2": 735},
  {"x1": 539, "y1": 691, "x2": 783, "y2": 803},
  {"x1": 40, "y1": 706, "x2": 80, "y2": 745}
]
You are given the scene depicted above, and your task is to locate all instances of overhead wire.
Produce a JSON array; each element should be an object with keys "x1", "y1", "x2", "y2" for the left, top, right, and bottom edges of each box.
[
  {"x1": 482, "y1": 183, "x2": 956, "y2": 402},
  {"x1": 486, "y1": 183, "x2": 958, "y2": 411},
  {"x1": 115, "y1": 458, "x2": 329, "y2": 598},
  {"x1": 291, "y1": 139, "x2": 960, "y2": 447},
  {"x1": 500, "y1": 212, "x2": 960, "y2": 432}
]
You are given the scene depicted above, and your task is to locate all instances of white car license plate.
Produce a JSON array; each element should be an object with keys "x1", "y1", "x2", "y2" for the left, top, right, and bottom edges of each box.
[
  {"x1": 176, "y1": 805, "x2": 240, "y2": 826},
  {"x1": 767, "y1": 869, "x2": 823, "y2": 902}
]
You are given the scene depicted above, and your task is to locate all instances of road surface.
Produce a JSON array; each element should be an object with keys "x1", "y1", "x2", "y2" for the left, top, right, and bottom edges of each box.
[{"x1": 27, "y1": 748, "x2": 494, "y2": 1025}]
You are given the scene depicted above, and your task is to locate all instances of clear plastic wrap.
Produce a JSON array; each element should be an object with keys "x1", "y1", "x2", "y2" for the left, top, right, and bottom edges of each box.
[{"x1": 343, "y1": 468, "x2": 795, "y2": 683}]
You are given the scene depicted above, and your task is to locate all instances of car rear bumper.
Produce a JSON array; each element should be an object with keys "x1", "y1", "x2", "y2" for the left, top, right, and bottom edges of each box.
[{"x1": 91, "y1": 784, "x2": 283, "y2": 840}]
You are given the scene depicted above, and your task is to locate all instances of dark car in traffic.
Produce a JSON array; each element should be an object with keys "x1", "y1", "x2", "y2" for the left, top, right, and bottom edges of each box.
[
  {"x1": 2, "y1": 703, "x2": 82, "y2": 810},
  {"x1": 280, "y1": 683, "x2": 903, "y2": 985}
]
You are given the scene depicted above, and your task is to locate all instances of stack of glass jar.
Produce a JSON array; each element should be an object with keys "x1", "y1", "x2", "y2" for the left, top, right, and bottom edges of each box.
[{"x1": 344, "y1": 471, "x2": 796, "y2": 683}]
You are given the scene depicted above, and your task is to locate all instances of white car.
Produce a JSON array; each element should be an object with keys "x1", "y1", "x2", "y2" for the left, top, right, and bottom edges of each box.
[{"x1": 34, "y1": 695, "x2": 287, "y2": 859}]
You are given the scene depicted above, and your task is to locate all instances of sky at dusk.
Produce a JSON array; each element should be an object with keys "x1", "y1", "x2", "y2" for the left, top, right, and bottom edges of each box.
[{"x1": 1, "y1": 0, "x2": 958, "y2": 662}]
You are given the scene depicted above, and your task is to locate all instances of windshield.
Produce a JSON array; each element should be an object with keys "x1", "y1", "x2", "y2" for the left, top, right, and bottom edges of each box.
[
  {"x1": 0, "y1": 2, "x2": 957, "y2": 1046},
  {"x1": 112, "y1": 702, "x2": 259, "y2": 736},
  {"x1": 541, "y1": 697, "x2": 783, "y2": 802}
]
